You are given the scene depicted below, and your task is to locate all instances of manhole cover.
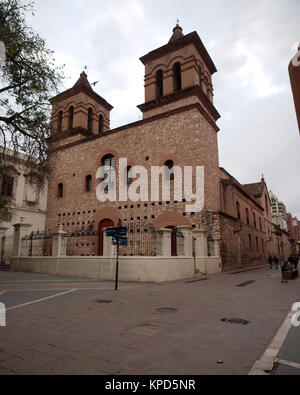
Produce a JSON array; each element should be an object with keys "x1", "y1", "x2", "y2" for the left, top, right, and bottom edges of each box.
[
  {"x1": 185, "y1": 278, "x2": 210, "y2": 284},
  {"x1": 221, "y1": 318, "x2": 249, "y2": 325},
  {"x1": 156, "y1": 307, "x2": 178, "y2": 314},
  {"x1": 236, "y1": 280, "x2": 256, "y2": 287},
  {"x1": 96, "y1": 299, "x2": 113, "y2": 304}
]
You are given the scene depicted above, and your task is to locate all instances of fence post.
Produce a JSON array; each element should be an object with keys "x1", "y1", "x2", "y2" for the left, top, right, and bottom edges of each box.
[
  {"x1": 177, "y1": 226, "x2": 193, "y2": 257},
  {"x1": 102, "y1": 228, "x2": 117, "y2": 257},
  {"x1": 12, "y1": 218, "x2": 32, "y2": 257},
  {"x1": 155, "y1": 228, "x2": 172, "y2": 256},
  {"x1": 193, "y1": 229, "x2": 208, "y2": 257},
  {"x1": 0, "y1": 227, "x2": 8, "y2": 265},
  {"x1": 52, "y1": 225, "x2": 67, "y2": 257}
]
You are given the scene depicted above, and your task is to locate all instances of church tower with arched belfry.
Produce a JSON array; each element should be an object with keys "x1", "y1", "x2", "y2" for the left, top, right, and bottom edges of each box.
[
  {"x1": 50, "y1": 71, "x2": 113, "y2": 139},
  {"x1": 138, "y1": 23, "x2": 220, "y2": 129}
]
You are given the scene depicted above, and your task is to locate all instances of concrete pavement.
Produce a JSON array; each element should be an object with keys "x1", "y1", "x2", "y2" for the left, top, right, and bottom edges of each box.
[{"x1": 0, "y1": 267, "x2": 299, "y2": 375}]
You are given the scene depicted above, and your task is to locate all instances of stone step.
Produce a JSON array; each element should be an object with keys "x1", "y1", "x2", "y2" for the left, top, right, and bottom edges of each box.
[{"x1": 0, "y1": 265, "x2": 10, "y2": 271}]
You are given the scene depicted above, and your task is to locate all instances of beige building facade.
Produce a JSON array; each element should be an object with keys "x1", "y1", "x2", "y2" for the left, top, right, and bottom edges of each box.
[{"x1": 0, "y1": 148, "x2": 48, "y2": 263}]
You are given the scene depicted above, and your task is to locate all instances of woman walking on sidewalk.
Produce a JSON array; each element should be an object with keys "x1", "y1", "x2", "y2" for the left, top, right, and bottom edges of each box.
[
  {"x1": 268, "y1": 255, "x2": 273, "y2": 270},
  {"x1": 274, "y1": 256, "x2": 279, "y2": 270},
  {"x1": 281, "y1": 260, "x2": 288, "y2": 283}
]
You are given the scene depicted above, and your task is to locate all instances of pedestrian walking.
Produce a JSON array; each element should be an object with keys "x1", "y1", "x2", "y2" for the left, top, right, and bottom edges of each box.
[
  {"x1": 268, "y1": 255, "x2": 273, "y2": 269},
  {"x1": 274, "y1": 256, "x2": 279, "y2": 270},
  {"x1": 281, "y1": 260, "x2": 288, "y2": 283}
]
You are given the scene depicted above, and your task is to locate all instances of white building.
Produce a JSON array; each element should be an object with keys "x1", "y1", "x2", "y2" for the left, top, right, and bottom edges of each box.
[
  {"x1": 269, "y1": 191, "x2": 288, "y2": 231},
  {"x1": 0, "y1": 148, "x2": 48, "y2": 263}
]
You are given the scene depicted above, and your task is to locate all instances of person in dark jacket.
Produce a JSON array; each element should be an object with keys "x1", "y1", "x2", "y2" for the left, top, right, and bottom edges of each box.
[
  {"x1": 281, "y1": 260, "x2": 288, "y2": 283},
  {"x1": 268, "y1": 256, "x2": 273, "y2": 269},
  {"x1": 273, "y1": 256, "x2": 279, "y2": 270}
]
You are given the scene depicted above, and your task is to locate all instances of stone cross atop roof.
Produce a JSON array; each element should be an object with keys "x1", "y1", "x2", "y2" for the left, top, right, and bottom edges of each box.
[
  {"x1": 73, "y1": 71, "x2": 93, "y2": 91},
  {"x1": 169, "y1": 23, "x2": 184, "y2": 43}
]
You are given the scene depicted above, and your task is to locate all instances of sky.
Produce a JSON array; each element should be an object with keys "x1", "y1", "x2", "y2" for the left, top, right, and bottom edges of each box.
[{"x1": 25, "y1": 0, "x2": 300, "y2": 217}]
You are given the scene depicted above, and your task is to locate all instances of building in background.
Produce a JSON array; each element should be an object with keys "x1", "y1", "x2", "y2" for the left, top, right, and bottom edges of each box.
[
  {"x1": 0, "y1": 148, "x2": 48, "y2": 262},
  {"x1": 293, "y1": 217, "x2": 300, "y2": 242},
  {"x1": 269, "y1": 191, "x2": 288, "y2": 231},
  {"x1": 287, "y1": 213, "x2": 295, "y2": 239},
  {"x1": 289, "y1": 43, "x2": 300, "y2": 134}
]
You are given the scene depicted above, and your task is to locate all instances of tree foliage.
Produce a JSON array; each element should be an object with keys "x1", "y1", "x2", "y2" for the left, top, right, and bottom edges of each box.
[{"x1": 0, "y1": 0, "x2": 63, "y2": 185}]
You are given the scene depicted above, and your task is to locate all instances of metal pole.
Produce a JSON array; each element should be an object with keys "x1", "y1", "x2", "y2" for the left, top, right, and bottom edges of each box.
[
  {"x1": 115, "y1": 220, "x2": 121, "y2": 291},
  {"x1": 1, "y1": 236, "x2": 5, "y2": 266},
  {"x1": 29, "y1": 232, "x2": 33, "y2": 257}
]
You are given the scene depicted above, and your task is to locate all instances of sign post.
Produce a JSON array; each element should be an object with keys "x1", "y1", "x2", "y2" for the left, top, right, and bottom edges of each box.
[
  {"x1": 115, "y1": 220, "x2": 120, "y2": 291},
  {"x1": 106, "y1": 221, "x2": 127, "y2": 291}
]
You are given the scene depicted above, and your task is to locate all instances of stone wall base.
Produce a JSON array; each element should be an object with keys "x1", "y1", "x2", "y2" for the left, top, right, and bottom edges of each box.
[
  {"x1": 10, "y1": 256, "x2": 197, "y2": 283},
  {"x1": 195, "y1": 257, "x2": 222, "y2": 275}
]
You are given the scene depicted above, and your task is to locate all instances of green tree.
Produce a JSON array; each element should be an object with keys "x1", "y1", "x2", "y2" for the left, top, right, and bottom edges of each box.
[{"x1": 0, "y1": 0, "x2": 63, "y2": 217}]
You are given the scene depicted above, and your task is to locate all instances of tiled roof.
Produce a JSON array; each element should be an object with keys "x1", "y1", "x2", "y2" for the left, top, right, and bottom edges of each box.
[{"x1": 243, "y1": 182, "x2": 264, "y2": 198}]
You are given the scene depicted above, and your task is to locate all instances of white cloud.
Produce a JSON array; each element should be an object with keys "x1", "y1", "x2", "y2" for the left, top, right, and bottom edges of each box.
[{"x1": 236, "y1": 41, "x2": 286, "y2": 97}]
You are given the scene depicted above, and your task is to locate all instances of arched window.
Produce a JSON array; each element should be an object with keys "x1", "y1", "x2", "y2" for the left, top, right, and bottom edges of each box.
[
  {"x1": 165, "y1": 160, "x2": 174, "y2": 181},
  {"x1": 156, "y1": 70, "x2": 163, "y2": 98},
  {"x1": 173, "y1": 62, "x2": 182, "y2": 92},
  {"x1": 253, "y1": 213, "x2": 257, "y2": 228},
  {"x1": 265, "y1": 194, "x2": 269, "y2": 214},
  {"x1": 236, "y1": 201, "x2": 241, "y2": 220},
  {"x1": 68, "y1": 106, "x2": 74, "y2": 130},
  {"x1": 86, "y1": 175, "x2": 92, "y2": 192},
  {"x1": 246, "y1": 208, "x2": 250, "y2": 225},
  {"x1": 58, "y1": 183, "x2": 63, "y2": 198},
  {"x1": 199, "y1": 65, "x2": 205, "y2": 91},
  {"x1": 87, "y1": 107, "x2": 93, "y2": 133},
  {"x1": 99, "y1": 115, "x2": 104, "y2": 134},
  {"x1": 58, "y1": 111, "x2": 63, "y2": 133},
  {"x1": 248, "y1": 234, "x2": 252, "y2": 250},
  {"x1": 127, "y1": 166, "x2": 133, "y2": 185},
  {"x1": 102, "y1": 155, "x2": 115, "y2": 189},
  {"x1": 1, "y1": 175, "x2": 14, "y2": 198}
]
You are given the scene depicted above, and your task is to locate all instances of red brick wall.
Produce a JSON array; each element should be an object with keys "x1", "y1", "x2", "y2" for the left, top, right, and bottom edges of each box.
[{"x1": 46, "y1": 96, "x2": 221, "y2": 256}]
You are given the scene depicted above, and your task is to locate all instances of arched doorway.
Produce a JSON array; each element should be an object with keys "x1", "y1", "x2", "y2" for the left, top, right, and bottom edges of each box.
[
  {"x1": 98, "y1": 219, "x2": 114, "y2": 256},
  {"x1": 167, "y1": 226, "x2": 177, "y2": 257}
]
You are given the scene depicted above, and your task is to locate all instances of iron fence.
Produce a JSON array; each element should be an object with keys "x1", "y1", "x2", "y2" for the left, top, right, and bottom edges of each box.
[
  {"x1": 17, "y1": 221, "x2": 157, "y2": 257},
  {"x1": 63, "y1": 221, "x2": 156, "y2": 257},
  {"x1": 120, "y1": 221, "x2": 156, "y2": 257},
  {"x1": 21, "y1": 231, "x2": 53, "y2": 257}
]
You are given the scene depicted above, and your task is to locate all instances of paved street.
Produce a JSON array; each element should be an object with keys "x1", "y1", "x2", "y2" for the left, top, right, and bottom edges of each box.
[{"x1": 0, "y1": 266, "x2": 299, "y2": 375}]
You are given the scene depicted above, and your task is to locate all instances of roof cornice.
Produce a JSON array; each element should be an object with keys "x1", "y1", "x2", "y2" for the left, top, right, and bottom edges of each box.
[{"x1": 140, "y1": 31, "x2": 217, "y2": 75}]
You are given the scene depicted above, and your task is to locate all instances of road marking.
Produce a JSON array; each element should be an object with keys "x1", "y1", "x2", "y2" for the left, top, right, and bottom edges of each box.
[
  {"x1": 0, "y1": 280, "x2": 112, "y2": 284},
  {"x1": 6, "y1": 289, "x2": 78, "y2": 311},
  {"x1": 249, "y1": 302, "x2": 297, "y2": 375},
  {"x1": 276, "y1": 359, "x2": 300, "y2": 371},
  {"x1": 0, "y1": 287, "x2": 133, "y2": 292}
]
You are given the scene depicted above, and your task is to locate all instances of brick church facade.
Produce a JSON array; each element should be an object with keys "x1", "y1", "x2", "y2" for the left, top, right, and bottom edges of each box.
[{"x1": 45, "y1": 24, "x2": 293, "y2": 272}]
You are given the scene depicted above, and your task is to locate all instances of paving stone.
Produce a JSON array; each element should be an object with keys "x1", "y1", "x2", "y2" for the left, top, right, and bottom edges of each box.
[
  {"x1": 0, "y1": 351, "x2": 11, "y2": 362},
  {"x1": 1, "y1": 268, "x2": 300, "y2": 375}
]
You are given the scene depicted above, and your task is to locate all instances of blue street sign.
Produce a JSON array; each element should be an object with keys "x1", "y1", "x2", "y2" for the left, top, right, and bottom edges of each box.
[
  {"x1": 106, "y1": 227, "x2": 127, "y2": 237},
  {"x1": 112, "y1": 237, "x2": 128, "y2": 246},
  {"x1": 119, "y1": 227, "x2": 127, "y2": 236},
  {"x1": 106, "y1": 228, "x2": 118, "y2": 237}
]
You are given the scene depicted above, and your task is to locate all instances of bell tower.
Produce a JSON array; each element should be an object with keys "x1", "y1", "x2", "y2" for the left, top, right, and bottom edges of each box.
[
  {"x1": 138, "y1": 24, "x2": 220, "y2": 126},
  {"x1": 50, "y1": 71, "x2": 113, "y2": 138}
]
